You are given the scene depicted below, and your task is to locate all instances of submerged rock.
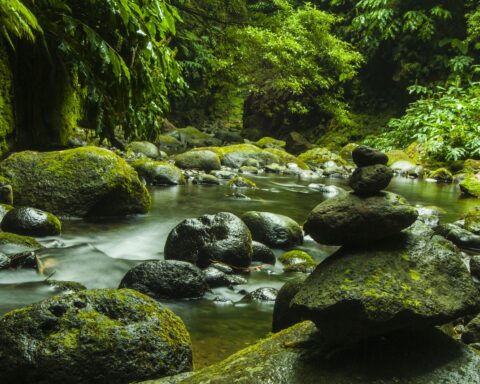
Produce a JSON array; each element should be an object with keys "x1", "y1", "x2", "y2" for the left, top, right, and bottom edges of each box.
[
  {"x1": 348, "y1": 164, "x2": 393, "y2": 196},
  {"x1": 1, "y1": 207, "x2": 61, "y2": 237},
  {"x1": 164, "y1": 212, "x2": 252, "y2": 269},
  {"x1": 149, "y1": 321, "x2": 480, "y2": 384},
  {"x1": 0, "y1": 289, "x2": 192, "y2": 384},
  {"x1": 203, "y1": 264, "x2": 247, "y2": 288},
  {"x1": 241, "y1": 211, "x2": 303, "y2": 249},
  {"x1": 291, "y1": 232, "x2": 480, "y2": 346},
  {"x1": 0, "y1": 251, "x2": 40, "y2": 271},
  {"x1": 119, "y1": 260, "x2": 208, "y2": 300},
  {"x1": 131, "y1": 159, "x2": 185, "y2": 186},
  {"x1": 175, "y1": 150, "x2": 221, "y2": 172},
  {"x1": 304, "y1": 192, "x2": 418, "y2": 246},
  {"x1": 0, "y1": 147, "x2": 151, "y2": 217}
]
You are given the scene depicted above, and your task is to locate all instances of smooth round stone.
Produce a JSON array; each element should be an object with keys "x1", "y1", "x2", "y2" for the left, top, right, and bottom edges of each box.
[
  {"x1": 1, "y1": 207, "x2": 61, "y2": 237},
  {"x1": 352, "y1": 145, "x2": 388, "y2": 167},
  {"x1": 349, "y1": 164, "x2": 393, "y2": 196}
]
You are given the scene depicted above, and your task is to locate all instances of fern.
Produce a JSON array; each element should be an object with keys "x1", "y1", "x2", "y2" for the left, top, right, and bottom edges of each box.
[{"x1": 0, "y1": 0, "x2": 42, "y2": 48}]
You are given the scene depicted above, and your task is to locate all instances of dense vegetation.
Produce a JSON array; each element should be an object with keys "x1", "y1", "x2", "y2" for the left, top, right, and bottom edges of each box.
[{"x1": 0, "y1": 0, "x2": 479, "y2": 161}]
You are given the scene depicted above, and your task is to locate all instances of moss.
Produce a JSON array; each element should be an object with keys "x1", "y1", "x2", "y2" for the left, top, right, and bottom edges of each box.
[
  {"x1": 298, "y1": 147, "x2": 347, "y2": 166},
  {"x1": 0, "y1": 42, "x2": 14, "y2": 157},
  {"x1": 339, "y1": 143, "x2": 359, "y2": 161},
  {"x1": 156, "y1": 135, "x2": 181, "y2": 145},
  {"x1": 279, "y1": 250, "x2": 315, "y2": 265},
  {"x1": 429, "y1": 168, "x2": 453, "y2": 183},
  {"x1": 227, "y1": 176, "x2": 257, "y2": 189},
  {"x1": 386, "y1": 150, "x2": 415, "y2": 166},
  {"x1": 465, "y1": 207, "x2": 480, "y2": 235},
  {"x1": 194, "y1": 143, "x2": 262, "y2": 157},
  {"x1": 0, "y1": 232, "x2": 43, "y2": 249},
  {"x1": 256, "y1": 137, "x2": 286, "y2": 149},
  {"x1": 464, "y1": 159, "x2": 480, "y2": 174},
  {"x1": 263, "y1": 148, "x2": 310, "y2": 170},
  {"x1": 460, "y1": 174, "x2": 480, "y2": 198},
  {"x1": 58, "y1": 68, "x2": 83, "y2": 146}
]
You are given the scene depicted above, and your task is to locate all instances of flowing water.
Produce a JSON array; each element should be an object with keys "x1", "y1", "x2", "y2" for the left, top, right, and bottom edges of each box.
[{"x1": 0, "y1": 174, "x2": 477, "y2": 367}]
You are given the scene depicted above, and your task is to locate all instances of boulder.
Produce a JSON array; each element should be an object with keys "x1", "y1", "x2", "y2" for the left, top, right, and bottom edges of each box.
[
  {"x1": 149, "y1": 322, "x2": 480, "y2": 384},
  {"x1": 0, "y1": 289, "x2": 192, "y2": 384},
  {"x1": 304, "y1": 192, "x2": 418, "y2": 246},
  {"x1": 1, "y1": 207, "x2": 61, "y2": 237},
  {"x1": 169, "y1": 127, "x2": 218, "y2": 148},
  {"x1": 203, "y1": 265, "x2": 247, "y2": 288},
  {"x1": 192, "y1": 174, "x2": 220, "y2": 185},
  {"x1": 132, "y1": 159, "x2": 185, "y2": 186},
  {"x1": 127, "y1": 141, "x2": 161, "y2": 159},
  {"x1": 460, "y1": 173, "x2": 480, "y2": 198},
  {"x1": 298, "y1": 147, "x2": 346, "y2": 166},
  {"x1": 436, "y1": 224, "x2": 480, "y2": 251},
  {"x1": 241, "y1": 211, "x2": 303, "y2": 249},
  {"x1": 174, "y1": 150, "x2": 221, "y2": 172},
  {"x1": 156, "y1": 135, "x2": 184, "y2": 153},
  {"x1": 0, "y1": 251, "x2": 40, "y2": 271},
  {"x1": 465, "y1": 207, "x2": 480, "y2": 235},
  {"x1": 291, "y1": 232, "x2": 480, "y2": 346},
  {"x1": 119, "y1": 260, "x2": 208, "y2": 300},
  {"x1": 240, "y1": 287, "x2": 278, "y2": 303},
  {"x1": 286, "y1": 131, "x2": 314, "y2": 154},
  {"x1": 429, "y1": 168, "x2": 453, "y2": 183},
  {"x1": 272, "y1": 276, "x2": 307, "y2": 332},
  {"x1": 256, "y1": 137, "x2": 286, "y2": 149},
  {"x1": 352, "y1": 146, "x2": 388, "y2": 167},
  {"x1": 348, "y1": 164, "x2": 393, "y2": 195},
  {"x1": 164, "y1": 212, "x2": 252, "y2": 269},
  {"x1": 251, "y1": 241, "x2": 276, "y2": 265},
  {"x1": 0, "y1": 147, "x2": 151, "y2": 217}
]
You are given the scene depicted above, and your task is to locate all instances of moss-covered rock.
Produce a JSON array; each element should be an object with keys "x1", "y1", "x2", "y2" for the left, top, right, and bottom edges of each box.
[
  {"x1": 429, "y1": 168, "x2": 453, "y2": 183},
  {"x1": 240, "y1": 287, "x2": 278, "y2": 303},
  {"x1": 251, "y1": 241, "x2": 276, "y2": 265},
  {"x1": 339, "y1": 143, "x2": 359, "y2": 161},
  {"x1": 146, "y1": 321, "x2": 480, "y2": 384},
  {"x1": 164, "y1": 212, "x2": 253, "y2": 269},
  {"x1": 0, "y1": 147, "x2": 151, "y2": 217},
  {"x1": 227, "y1": 176, "x2": 257, "y2": 189},
  {"x1": 0, "y1": 43, "x2": 14, "y2": 157},
  {"x1": 460, "y1": 173, "x2": 480, "y2": 198},
  {"x1": 349, "y1": 164, "x2": 393, "y2": 196},
  {"x1": 298, "y1": 147, "x2": 346, "y2": 166},
  {"x1": 1, "y1": 207, "x2": 61, "y2": 237},
  {"x1": 127, "y1": 141, "x2": 161, "y2": 159},
  {"x1": 0, "y1": 232, "x2": 43, "y2": 255},
  {"x1": 263, "y1": 148, "x2": 310, "y2": 170},
  {"x1": 175, "y1": 150, "x2": 221, "y2": 172},
  {"x1": 278, "y1": 250, "x2": 317, "y2": 273},
  {"x1": 132, "y1": 159, "x2": 185, "y2": 186},
  {"x1": 0, "y1": 288, "x2": 192, "y2": 384},
  {"x1": 169, "y1": 127, "x2": 219, "y2": 148},
  {"x1": 0, "y1": 203, "x2": 12, "y2": 222},
  {"x1": 464, "y1": 159, "x2": 480, "y2": 174},
  {"x1": 242, "y1": 211, "x2": 303, "y2": 249},
  {"x1": 292, "y1": 230, "x2": 480, "y2": 346},
  {"x1": 465, "y1": 207, "x2": 480, "y2": 235},
  {"x1": 156, "y1": 135, "x2": 183, "y2": 153},
  {"x1": 256, "y1": 137, "x2": 286, "y2": 149}
]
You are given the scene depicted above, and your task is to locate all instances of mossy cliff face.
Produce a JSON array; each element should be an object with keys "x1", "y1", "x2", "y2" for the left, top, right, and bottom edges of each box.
[
  {"x1": 0, "y1": 43, "x2": 14, "y2": 157},
  {"x1": 0, "y1": 146, "x2": 151, "y2": 217},
  {"x1": 0, "y1": 289, "x2": 193, "y2": 384},
  {"x1": 145, "y1": 321, "x2": 480, "y2": 384}
]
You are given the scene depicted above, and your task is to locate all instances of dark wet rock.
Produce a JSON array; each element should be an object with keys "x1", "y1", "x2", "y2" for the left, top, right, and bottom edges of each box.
[
  {"x1": 291, "y1": 232, "x2": 480, "y2": 346},
  {"x1": 465, "y1": 207, "x2": 480, "y2": 235},
  {"x1": 156, "y1": 135, "x2": 184, "y2": 154},
  {"x1": 2, "y1": 207, "x2": 61, "y2": 237},
  {"x1": 149, "y1": 322, "x2": 480, "y2": 384},
  {"x1": 462, "y1": 314, "x2": 480, "y2": 344},
  {"x1": 469, "y1": 255, "x2": 480, "y2": 280},
  {"x1": 192, "y1": 174, "x2": 220, "y2": 185},
  {"x1": 45, "y1": 280, "x2": 87, "y2": 293},
  {"x1": 164, "y1": 212, "x2": 252, "y2": 269},
  {"x1": 226, "y1": 176, "x2": 256, "y2": 189},
  {"x1": 352, "y1": 145, "x2": 389, "y2": 167},
  {"x1": 278, "y1": 250, "x2": 316, "y2": 273},
  {"x1": 240, "y1": 287, "x2": 278, "y2": 303},
  {"x1": 0, "y1": 147, "x2": 151, "y2": 217},
  {"x1": 0, "y1": 251, "x2": 40, "y2": 271},
  {"x1": 203, "y1": 265, "x2": 247, "y2": 288},
  {"x1": 119, "y1": 260, "x2": 208, "y2": 300},
  {"x1": 251, "y1": 241, "x2": 276, "y2": 265},
  {"x1": 349, "y1": 164, "x2": 393, "y2": 196},
  {"x1": 304, "y1": 192, "x2": 418, "y2": 246},
  {"x1": 175, "y1": 150, "x2": 221, "y2": 172},
  {"x1": 241, "y1": 211, "x2": 303, "y2": 249},
  {"x1": 436, "y1": 223, "x2": 480, "y2": 251},
  {"x1": 127, "y1": 141, "x2": 161, "y2": 159},
  {"x1": 0, "y1": 288, "x2": 192, "y2": 384},
  {"x1": 272, "y1": 276, "x2": 307, "y2": 332},
  {"x1": 0, "y1": 232, "x2": 43, "y2": 255},
  {"x1": 0, "y1": 184, "x2": 13, "y2": 205},
  {"x1": 131, "y1": 159, "x2": 185, "y2": 186}
]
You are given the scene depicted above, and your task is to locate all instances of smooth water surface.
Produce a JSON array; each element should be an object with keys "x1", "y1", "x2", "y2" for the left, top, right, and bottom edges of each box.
[{"x1": 0, "y1": 174, "x2": 477, "y2": 367}]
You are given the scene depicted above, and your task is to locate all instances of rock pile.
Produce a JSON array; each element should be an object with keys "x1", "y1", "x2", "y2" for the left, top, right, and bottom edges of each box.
[{"x1": 304, "y1": 145, "x2": 417, "y2": 245}]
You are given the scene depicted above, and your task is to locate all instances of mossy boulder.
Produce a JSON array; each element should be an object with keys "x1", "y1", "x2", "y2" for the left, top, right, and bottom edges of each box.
[
  {"x1": 304, "y1": 192, "x2": 418, "y2": 246},
  {"x1": 1, "y1": 207, "x2": 61, "y2": 237},
  {"x1": 119, "y1": 260, "x2": 208, "y2": 300},
  {"x1": 460, "y1": 173, "x2": 480, "y2": 198},
  {"x1": 0, "y1": 203, "x2": 12, "y2": 222},
  {"x1": 256, "y1": 137, "x2": 286, "y2": 149},
  {"x1": 429, "y1": 168, "x2": 453, "y2": 183},
  {"x1": 0, "y1": 232, "x2": 43, "y2": 255},
  {"x1": 352, "y1": 146, "x2": 388, "y2": 167},
  {"x1": 164, "y1": 212, "x2": 253, "y2": 269},
  {"x1": 464, "y1": 159, "x2": 480, "y2": 174},
  {"x1": 241, "y1": 211, "x2": 303, "y2": 249},
  {"x1": 127, "y1": 141, "x2": 161, "y2": 159},
  {"x1": 227, "y1": 176, "x2": 257, "y2": 189},
  {"x1": 174, "y1": 150, "x2": 221, "y2": 172},
  {"x1": 169, "y1": 127, "x2": 220, "y2": 148},
  {"x1": 156, "y1": 135, "x2": 183, "y2": 153},
  {"x1": 298, "y1": 147, "x2": 346, "y2": 166},
  {"x1": 272, "y1": 276, "x2": 307, "y2": 332},
  {"x1": 292, "y1": 231, "x2": 480, "y2": 346},
  {"x1": 436, "y1": 223, "x2": 480, "y2": 251},
  {"x1": 263, "y1": 148, "x2": 310, "y2": 170},
  {"x1": 339, "y1": 143, "x2": 359, "y2": 161},
  {"x1": 278, "y1": 250, "x2": 317, "y2": 273},
  {"x1": 132, "y1": 159, "x2": 185, "y2": 186},
  {"x1": 203, "y1": 264, "x2": 247, "y2": 288},
  {"x1": 0, "y1": 288, "x2": 192, "y2": 384},
  {"x1": 147, "y1": 321, "x2": 480, "y2": 384},
  {"x1": 465, "y1": 207, "x2": 480, "y2": 235},
  {"x1": 0, "y1": 147, "x2": 151, "y2": 217}
]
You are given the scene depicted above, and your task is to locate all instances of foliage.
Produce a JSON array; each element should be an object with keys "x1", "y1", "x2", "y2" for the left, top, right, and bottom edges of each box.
[
  {"x1": 365, "y1": 71, "x2": 480, "y2": 161},
  {"x1": 0, "y1": 0, "x2": 41, "y2": 46}
]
